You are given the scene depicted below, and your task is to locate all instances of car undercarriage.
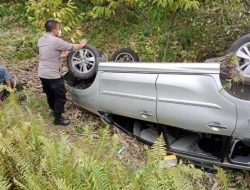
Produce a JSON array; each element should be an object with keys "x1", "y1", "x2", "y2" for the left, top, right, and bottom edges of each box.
[{"x1": 100, "y1": 113, "x2": 250, "y2": 170}]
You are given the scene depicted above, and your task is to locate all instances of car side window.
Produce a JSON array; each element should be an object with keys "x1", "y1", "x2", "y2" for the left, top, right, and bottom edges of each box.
[{"x1": 220, "y1": 64, "x2": 250, "y2": 101}]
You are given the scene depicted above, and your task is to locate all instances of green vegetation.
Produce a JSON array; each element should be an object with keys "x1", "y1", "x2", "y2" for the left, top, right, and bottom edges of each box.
[
  {"x1": 0, "y1": 94, "x2": 216, "y2": 189},
  {"x1": 1, "y1": 0, "x2": 250, "y2": 62},
  {"x1": 0, "y1": 92, "x2": 248, "y2": 189},
  {"x1": 1, "y1": 0, "x2": 250, "y2": 189}
]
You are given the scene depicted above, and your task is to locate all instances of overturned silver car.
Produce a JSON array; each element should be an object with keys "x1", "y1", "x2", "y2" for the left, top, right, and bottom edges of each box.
[{"x1": 66, "y1": 35, "x2": 250, "y2": 170}]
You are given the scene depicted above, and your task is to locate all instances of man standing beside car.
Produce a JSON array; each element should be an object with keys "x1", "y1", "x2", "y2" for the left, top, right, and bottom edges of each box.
[{"x1": 38, "y1": 19, "x2": 87, "y2": 126}]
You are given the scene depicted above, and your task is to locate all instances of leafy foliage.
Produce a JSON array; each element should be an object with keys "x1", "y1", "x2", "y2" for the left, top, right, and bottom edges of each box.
[
  {"x1": 220, "y1": 54, "x2": 243, "y2": 90},
  {"x1": 153, "y1": 0, "x2": 199, "y2": 10},
  {"x1": 0, "y1": 30, "x2": 36, "y2": 62},
  {"x1": 0, "y1": 1, "x2": 250, "y2": 189},
  {"x1": 26, "y1": 0, "x2": 84, "y2": 42},
  {"x1": 216, "y1": 167, "x2": 230, "y2": 190},
  {"x1": 89, "y1": 0, "x2": 135, "y2": 18},
  {"x1": 0, "y1": 93, "x2": 224, "y2": 189},
  {"x1": 142, "y1": 0, "x2": 200, "y2": 61},
  {"x1": 0, "y1": 2, "x2": 28, "y2": 27},
  {"x1": 88, "y1": 0, "x2": 200, "y2": 61},
  {"x1": 1, "y1": 0, "x2": 250, "y2": 62},
  {"x1": 188, "y1": 0, "x2": 250, "y2": 60}
]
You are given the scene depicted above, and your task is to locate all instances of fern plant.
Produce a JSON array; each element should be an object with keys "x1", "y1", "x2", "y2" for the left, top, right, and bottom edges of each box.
[
  {"x1": 216, "y1": 167, "x2": 230, "y2": 190},
  {"x1": 0, "y1": 93, "x2": 232, "y2": 190}
]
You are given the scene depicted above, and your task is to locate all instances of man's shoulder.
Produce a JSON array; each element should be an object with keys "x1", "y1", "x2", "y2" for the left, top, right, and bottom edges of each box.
[
  {"x1": 38, "y1": 34, "x2": 66, "y2": 45},
  {"x1": 55, "y1": 36, "x2": 68, "y2": 44},
  {"x1": 38, "y1": 36, "x2": 55, "y2": 49},
  {"x1": 37, "y1": 35, "x2": 45, "y2": 45},
  {"x1": 38, "y1": 34, "x2": 58, "y2": 42}
]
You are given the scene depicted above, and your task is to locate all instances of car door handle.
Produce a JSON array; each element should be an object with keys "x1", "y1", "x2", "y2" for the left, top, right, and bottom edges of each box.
[
  {"x1": 207, "y1": 122, "x2": 227, "y2": 131},
  {"x1": 139, "y1": 111, "x2": 153, "y2": 119}
]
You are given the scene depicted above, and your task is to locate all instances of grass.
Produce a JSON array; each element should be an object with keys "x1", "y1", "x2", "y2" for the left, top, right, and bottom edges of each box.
[
  {"x1": 24, "y1": 90, "x2": 50, "y2": 119},
  {"x1": 0, "y1": 26, "x2": 37, "y2": 64},
  {"x1": 0, "y1": 3, "x2": 250, "y2": 189},
  {"x1": 73, "y1": 17, "x2": 158, "y2": 61},
  {"x1": 0, "y1": 93, "x2": 221, "y2": 190}
]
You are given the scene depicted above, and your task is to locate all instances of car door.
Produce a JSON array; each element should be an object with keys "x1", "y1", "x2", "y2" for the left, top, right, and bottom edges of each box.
[
  {"x1": 156, "y1": 74, "x2": 237, "y2": 136},
  {"x1": 99, "y1": 72, "x2": 158, "y2": 123}
]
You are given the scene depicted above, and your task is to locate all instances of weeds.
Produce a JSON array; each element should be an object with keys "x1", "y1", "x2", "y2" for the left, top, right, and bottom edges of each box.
[
  {"x1": 0, "y1": 93, "x2": 226, "y2": 189},
  {"x1": 0, "y1": 26, "x2": 36, "y2": 63},
  {"x1": 1, "y1": 0, "x2": 250, "y2": 62}
]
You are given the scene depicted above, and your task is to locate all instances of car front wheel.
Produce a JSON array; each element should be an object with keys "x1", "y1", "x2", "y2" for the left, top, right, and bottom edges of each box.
[{"x1": 67, "y1": 44, "x2": 101, "y2": 80}]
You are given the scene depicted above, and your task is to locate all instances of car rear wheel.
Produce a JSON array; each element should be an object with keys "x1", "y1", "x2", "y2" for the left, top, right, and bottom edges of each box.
[
  {"x1": 112, "y1": 48, "x2": 140, "y2": 62},
  {"x1": 67, "y1": 44, "x2": 101, "y2": 79},
  {"x1": 228, "y1": 34, "x2": 250, "y2": 84}
]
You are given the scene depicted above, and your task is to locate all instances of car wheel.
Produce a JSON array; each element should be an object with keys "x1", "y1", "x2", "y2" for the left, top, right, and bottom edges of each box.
[
  {"x1": 228, "y1": 34, "x2": 250, "y2": 84},
  {"x1": 112, "y1": 48, "x2": 140, "y2": 62},
  {"x1": 67, "y1": 44, "x2": 101, "y2": 79}
]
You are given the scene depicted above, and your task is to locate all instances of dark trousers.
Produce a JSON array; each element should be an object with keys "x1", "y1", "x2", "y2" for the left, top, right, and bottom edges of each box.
[{"x1": 40, "y1": 78, "x2": 66, "y2": 117}]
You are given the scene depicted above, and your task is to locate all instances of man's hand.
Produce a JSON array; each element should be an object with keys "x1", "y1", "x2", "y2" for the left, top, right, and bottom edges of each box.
[
  {"x1": 80, "y1": 39, "x2": 87, "y2": 47},
  {"x1": 75, "y1": 39, "x2": 87, "y2": 50}
]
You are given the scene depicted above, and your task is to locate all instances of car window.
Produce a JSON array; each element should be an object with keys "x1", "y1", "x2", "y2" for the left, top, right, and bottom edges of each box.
[{"x1": 220, "y1": 64, "x2": 250, "y2": 101}]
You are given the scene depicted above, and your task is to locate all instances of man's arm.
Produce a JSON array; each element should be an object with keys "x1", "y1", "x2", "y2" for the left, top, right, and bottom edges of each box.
[{"x1": 56, "y1": 38, "x2": 87, "y2": 52}]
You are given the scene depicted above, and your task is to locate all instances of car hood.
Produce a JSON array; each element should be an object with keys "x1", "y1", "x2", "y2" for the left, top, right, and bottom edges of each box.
[{"x1": 98, "y1": 62, "x2": 220, "y2": 74}]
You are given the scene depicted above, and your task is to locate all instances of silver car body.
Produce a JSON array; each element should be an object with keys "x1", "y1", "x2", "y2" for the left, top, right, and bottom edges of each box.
[{"x1": 71, "y1": 62, "x2": 250, "y2": 170}]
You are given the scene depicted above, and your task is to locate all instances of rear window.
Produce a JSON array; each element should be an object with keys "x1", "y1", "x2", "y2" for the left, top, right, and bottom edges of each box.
[{"x1": 220, "y1": 63, "x2": 250, "y2": 101}]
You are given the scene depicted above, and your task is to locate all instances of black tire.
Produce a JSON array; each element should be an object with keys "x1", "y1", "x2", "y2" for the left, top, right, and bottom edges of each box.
[
  {"x1": 67, "y1": 44, "x2": 101, "y2": 79},
  {"x1": 112, "y1": 48, "x2": 140, "y2": 62},
  {"x1": 228, "y1": 34, "x2": 250, "y2": 53}
]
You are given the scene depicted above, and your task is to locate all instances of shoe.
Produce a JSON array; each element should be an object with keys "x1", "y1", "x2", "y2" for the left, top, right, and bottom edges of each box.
[{"x1": 54, "y1": 117, "x2": 70, "y2": 126}]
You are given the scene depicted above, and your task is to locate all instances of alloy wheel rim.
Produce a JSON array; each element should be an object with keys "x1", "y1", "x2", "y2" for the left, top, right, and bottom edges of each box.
[
  {"x1": 236, "y1": 43, "x2": 250, "y2": 72},
  {"x1": 71, "y1": 49, "x2": 96, "y2": 74},
  {"x1": 115, "y1": 53, "x2": 135, "y2": 62}
]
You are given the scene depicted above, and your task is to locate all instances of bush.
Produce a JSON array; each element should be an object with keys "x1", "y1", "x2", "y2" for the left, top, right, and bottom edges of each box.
[
  {"x1": 189, "y1": 0, "x2": 250, "y2": 60},
  {"x1": 1, "y1": 0, "x2": 250, "y2": 62},
  {"x1": 26, "y1": 0, "x2": 84, "y2": 42},
  {"x1": 0, "y1": 2, "x2": 28, "y2": 27},
  {"x1": 89, "y1": 0, "x2": 136, "y2": 18},
  {"x1": 0, "y1": 94, "x2": 218, "y2": 189},
  {"x1": 0, "y1": 24, "x2": 37, "y2": 62}
]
